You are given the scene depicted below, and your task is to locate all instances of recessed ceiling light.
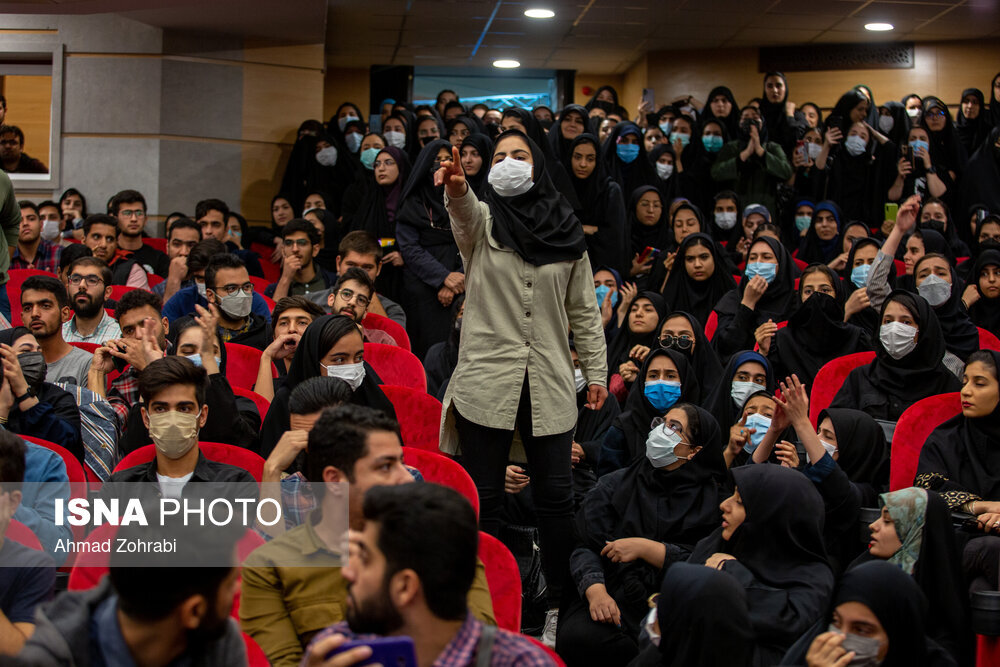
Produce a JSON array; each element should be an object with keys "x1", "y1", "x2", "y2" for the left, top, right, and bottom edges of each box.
[
  {"x1": 864, "y1": 22, "x2": 894, "y2": 31},
  {"x1": 493, "y1": 59, "x2": 520, "y2": 68},
  {"x1": 524, "y1": 8, "x2": 555, "y2": 19}
]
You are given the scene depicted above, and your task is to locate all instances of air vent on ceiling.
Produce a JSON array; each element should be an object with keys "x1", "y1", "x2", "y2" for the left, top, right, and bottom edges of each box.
[{"x1": 759, "y1": 42, "x2": 914, "y2": 72}]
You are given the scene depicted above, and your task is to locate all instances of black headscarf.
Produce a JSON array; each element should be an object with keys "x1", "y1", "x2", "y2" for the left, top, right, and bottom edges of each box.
[
  {"x1": 349, "y1": 146, "x2": 411, "y2": 239},
  {"x1": 703, "y1": 350, "x2": 775, "y2": 434},
  {"x1": 879, "y1": 100, "x2": 912, "y2": 148},
  {"x1": 647, "y1": 143, "x2": 678, "y2": 203},
  {"x1": 770, "y1": 265, "x2": 869, "y2": 389},
  {"x1": 759, "y1": 72, "x2": 801, "y2": 155},
  {"x1": 259, "y1": 315, "x2": 396, "y2": 460},
  {"x1": 853, "y1": 84, "x2": 879, "y2": 127},
  {"x1": 610, "y1": 348, "x2": 700, "y2": 468},
  {"x1": 602, "y1": 122, "x2": 658, "y2": 197},
  {"x1": 797, "y1": 201, "x2": 844, "y2": 265},
  {"x1": 628, "y1": 185, "x2": 671, "y2": 260},
  {"x1": 397, "y1": 139, "x2": 452, "y2": 234},
  {"x1": 657, "y1": 310, "x2": 724, "y2": 404},
  {"x1": 820, "y1": 408, "x2": 889, "y2": 501},
  {"x1": 831, "y1": 291, "x2": 960, "y2": 421},
  {"x1": 481, "y1": 129, "x2": 587, "y2": 267},
  {"x1": 700, "y1": 86, "x2": 740, "y2": 138},
  {"x1": 991, "y1": 72, "x2": 1000, "y2": 128},
  {"x1": 659, "y1": 233, "x2": 736, "y2": 326},
  {"x1": 715, "y1": 236, "x2": 800, "y2": 326},
  {"x1": 606, "y1": 291, "x2": 668, "y2": 374},
  {"x1": 386, "y1": 109, "x2": 421, "y2": 163},
  {"x1": 328, "y1": 102, "x2": 366, "y2": 145},
  {"x1": 961, "y1": 126, "x2": 1000, "y2": 218},
  {"x1": 501, "y1": 107, "x2": 580, "y2": 208},
  {"x1": 968, "y1": 249, "x2": 1000, "y2": 334},
  {"x1": 548, "y1": 104, "x2": 592, "y2": 162},
  {"x1": 563, "y1": 133, "x2": 626, "y2": 273},
  {"x1": 843, "y1": 235, "x2": 882, "y2": 295},
  {"x1": 459, "y1": 133, "x2": 494, "y2": 197},
  {"x1": 585, "y1": 85, "x2": 620, "y2": 114},
  {"x1": 919, "y1": 96, "x2": 968, "y2": 179},
  {"x1": 914, "y1": 262, "x2": 979, "y2": 361},
  {"x1": 829, "y1": 89, "x2": 869, "y2": 133},
  {"x1": 896, "y1": 228, "x2": 954, "y2": 293},
  {"x1": 918, "y1": 199, "x2": 970, "y2": 257},
  {"x1": 957, "y1": 87, "x2": 990, "y2": 158}
]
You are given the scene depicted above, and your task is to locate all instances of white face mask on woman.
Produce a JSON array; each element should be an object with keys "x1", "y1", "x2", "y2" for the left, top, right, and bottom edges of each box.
[
  {"x1": 488, "y1": 157, "x2": 534, "y2": 197},
  {"x1": 879, "y1": 321, "x2": 918, "y2": 360},
  {"x1": 321, "y1": 360, "x2": 366, "y2": 391}
]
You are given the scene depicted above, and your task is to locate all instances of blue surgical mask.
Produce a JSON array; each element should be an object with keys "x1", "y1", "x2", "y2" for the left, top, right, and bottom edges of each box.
[
  {"x1": 909, "y1": 139, "x2": 929, "y2": 155},
  {"x1": 644, "y1": 380, "x2": 682, "y2": 413},
  {"x1": 851, "y1": 263, "x2": 871, "y2": 288},
  {"x1": 658, "y1": 121, "x2": 672, "y2": 135},
  {"x1": 745, "y1": 262, "x2": 777, "y2": 284},
  {"x1": 183, "y1": 353, "x2": 221, "y2": 368},
  {"x1": 360, "y1": 147, "x2": 380, "y2": 170},
  {"x1": 645, "y1": 423, "x2": 689, "y2": 468},
  {"x1": 616, "y1": 143, "x2": 640, "y2": 163},
  {"x1": 345, "y1": 133, "x2": 363, "y2": 154},
  {"x1": 743, "y1": 413, "x2": 771, "y2": 453},
  {"x1": 595, "y1": 284, "x2": 619, "y2": 309},
  {"x1": 669, "y1": 132, "x2": 690, "y2": 147},
  {"x1": 702, "y1": 135, "x2": 723, "y2": 152},
  {"x1": 338, "y1": 114, "x2": 359, "y2": 132},
  {"x1": 795, "y1": 215, "x2": 812, "y2": 232},
  {"x1": 844, "y1": 135, "x2": 867, "y2": 157}
]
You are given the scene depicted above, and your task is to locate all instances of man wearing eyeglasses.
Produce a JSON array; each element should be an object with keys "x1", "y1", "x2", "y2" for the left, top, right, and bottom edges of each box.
[
  {"x1": 326, "y1": 267, "x2": 396, "y2": 346},
  {"x1": 110, "y1": 189, "x2": 169, "y2": 278},
  {"x1": 61, "y1": 257, "x2": 122, "y2": 345},
  {"x1": 266, "y1": 220, "x2": 338, "y2": 301},
  {"x1": 205, "y1": 253, "x2": 270, "y2": 351}
]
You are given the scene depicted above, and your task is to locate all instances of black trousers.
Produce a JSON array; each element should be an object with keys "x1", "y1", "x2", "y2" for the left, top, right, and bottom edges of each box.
[{"x1": 454, "y1": 376, "x2": 574, "y2": 605}]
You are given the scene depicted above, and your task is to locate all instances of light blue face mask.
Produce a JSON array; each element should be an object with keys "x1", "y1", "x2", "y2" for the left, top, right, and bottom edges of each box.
[
  {"x1": 795, "y1": 215, "x2": 812, "y2": 232},
  {"x1": 743, "y1": 412, "x2": 771, "y2": 453},
  {"x1": 731, "y1": 380, "x2": 759, "y2": 409},
  {"x1": 670, "y1": 132, "x2": 691, "y2": 147},
  {"x1": 658, "y1": 121, "x2": 672, "y2": 135},
  {"x1": 616, "y1": 143, "x2": 640, "y2": 164},
  {"x1": 851, "y1": 263, "x2": 871, "y2": 288},
  {"x1": 844, "y1": 135, "x2": 867, "y2": 157},
  {"x1": 909, "y1": 139, "x2": 929, "y2": 155},
  {"x1": 745, "y1": 262, "x2": 777, "y2": 284},
  {"x1": 345, "y1": 133, "x2": 363, "y2": 154},
  {"x1": 644, "y1": 380, "x2": 682, "y2": 413},
  {"x1": 701, "y1": 135, "x2": 723, "y2": 152},
  {"x1": 360, "y1": 147, "x2": 380, "y2": 170},
  {"x1": 184, "y1": 353, "x2": 222, "y2": 368},
  {"x1": 595, "y1": 285, "x2": 619, "y2": 309},
  {"x1": 338, "y1": 114, "x2": 359, "y2": 132}
]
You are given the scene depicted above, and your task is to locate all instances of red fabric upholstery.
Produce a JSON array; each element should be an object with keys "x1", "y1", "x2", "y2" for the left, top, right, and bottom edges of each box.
[
  {"x1": 478, "y1": 531, "x2": 522, "y2": 633},
  {"x1": 380, "y1": 385, "x2": 443, "y2": 453},
  {"x1": 109, "y1": 285, "x2": 149, "y2": 301},
  {"x1": 23, "y1": 436, "x2": 88, "y2": 502},
  {"x1": 244, "y1": 633, "x2": 271, "y2": 667},
  {"x1": 248, "y1": 276, "x2": 272, "y2": 294},
  {"x1": 364, "y1": 343, "x2": 427, "y2": 392},
  {"x1": 143, "y1": 238, "x2": 168, "y2": 253},
  {"x1": 250, "y1": 242, "x2": 281, "y2": 282},
  {"x1": 146, "y1": 274, "x2": 164, "y2": 288},
  {"x1": 8, "y1": 269, "x2": 56, "y2": 325},
  {"x1": 808, "y1": 352, "x2": 877, "y2": 427},
  {"x1": 224, "y1": 342, "x2": 278, "y2": 391},
  {"x1": 259, "y1": 293, "x2": 276, "y2": 311},
  {"x1": 978, "y1": 635, "x2": 1000, "y2": 667},
  {"x1": 890, "y1": 393, "x2": 961, "y2": 491},
  {"x1": 893, "y1": 259, "x2": 906, "y2": 276},
  {"x1": 979, "y1": 328, "x2": 1000, "y2": 352},
  {"x1": 362, "y1": 312, "x2": 411, "y2": 351},
  {"x1": 704, "y1": 310, "x2": 719, "y2": 341},
  {"x1": 401, "y1": 446, "x2": 479, "y2": 518},
  {"x1": 525, "y1": 636, "x2": 567, "y2": 666},
  {"x1": 792, "y1": 257, "x2": 808, "y2": 271},
  {"x1": 7, "y1": 519, "x2": 43, "y2": 550},
  {"x1": 232, "y1": 386, "x2": 271, "y2": 424},
  {"x1": 69, "y1": 342, "x2": 101, "y2": 355},
  {"x1": 113, "y1": 442, "x2": 266, "y2": 482}
]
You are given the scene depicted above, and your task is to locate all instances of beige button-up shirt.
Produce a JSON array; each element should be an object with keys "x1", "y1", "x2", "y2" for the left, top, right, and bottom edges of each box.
[{"x1": 439, "y1": 187, "x2": 608, "y2": 455}]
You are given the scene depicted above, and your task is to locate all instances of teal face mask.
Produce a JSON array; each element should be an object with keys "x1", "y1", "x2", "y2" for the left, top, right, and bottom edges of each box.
[
  {"x1": 701, "y1": 135, "x2": 723, "y2": 152},
  {"x1": 670, "y1": 132, "x2": 691, "y2": 147},
  {"x1": 360, "y1": 147, "x2": 381, "y2": 170}
]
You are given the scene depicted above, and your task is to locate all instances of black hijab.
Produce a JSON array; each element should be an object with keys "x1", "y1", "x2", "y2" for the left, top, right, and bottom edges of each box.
[
  {"x1": 915, "y1": 262, "x2": 979, "y2": 361},
  {"x1": 350, "y1": 146, "x2": 411, "y2": 239},
  {"x1": 328, "y1": 102, "x2": 366, "y2": 145},
  {"x1": 962, "y1": 126, "x2": 1000, "y2": 218},
  {"x1": 703, "y1": 350, "x2": 775, "y2": 434},
  {"x1": 585, "y1": 85, "x2": 620, "y2": 113},
  {"x1": 968, "y1": 249, "x2": 1000, "y2": 334},
  {"x1": 897, "y1": 229, "x2": 954, "y2": 292},
  {"x1": 770, "y1": 265, "x2": 869, "y2": 389},
  {"x1": 716, "y1": 236, "x2": 800, "y2": 325},
  {"x1": 820, "y1": 408, "x2": 889, "y2": 500},
  {"x1": 843, "y1": 236, "x2": 882, "y2": 296},
  {"x1": 548, "y1": 104, "x2": 591, "y2": 162},
  {"x1": 957, "y1": 87, "x2": 990, "y2": 157},
  {"x1": 991, "y1": 72, "x2": 1000, "y2": 128},
  {"x1": 660, "y1": 233, "x2": 736, "y2": 326},
  {"x1": 919, "y1": 96, "x2": 968, "y2": 178},
  {"x1": 459, "y1": 133, "x2": 494, "y2": 197},
  {"x1": 657, "y1": 310, "x2": 724, "y2": 404},
  {"x1": 700, "y1": 86, "x2": 740, "y2": 138},
  {"x1": 611, "y1": 348, "x2": 700, "y2": 467},
  {"x1": 397, "y1": 139, "x2": 453, "y2": 237},
  {"x1": 603, "y1": 122, "x2": 658, "y2": 197},
  {"x1": 501, "y1": 107, "x2": 580, "y2": 208},
  {"x1": 918, "y1": 199, "x2": 970, "y2": 258},
  {"x1": 647, "y1": 143, "x2": 678, "y2": 203},
  {"x1": 628, "y1": 185, "x2": 671, "y2": 259},
  {"x1": 259, "y1": 315, "x2": 396, "y2": 460},
  {"x1": 797, "y1": 201, "x2": 844, "y2": 265},
  {"x1": 829, "y1": 89, "x2": 868, "y2": 133},
  {"x1": 563, "y1": 133, "x2": 626, "y2": 273},
  {"x1": 606, "y1": 291, "x2": 668, "y2": 373},
  {"x1": 564, "y1": 133, "x2": 616, "y2": 229},
  {"x1": 880, "y1": 100, "x2": 912, "y2": 148},
  {"x1": 481, "y1": 129, "x2": 587, "y2": 267}
]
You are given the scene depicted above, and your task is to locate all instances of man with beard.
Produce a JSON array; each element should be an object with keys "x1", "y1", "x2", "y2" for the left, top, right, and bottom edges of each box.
[
  {"x1": 253, "y1": 296, "x2": 325, "y2": 401},
  {"x1": 241, "y1": 404, "x2": 494, "y2": 667},
  {"x1": 267, "y1": 220, "x2": 338, "y2": 301},
  {"x1": 326, "y1": 268, "x2": 396, "y2": 346},
  {"x1": 303, "y1": 483, "x2": 550, "y2": 667},
  {"x1": 20, "y1": 276, "x2": 93, "y2": 387},
  {"x1": 111, "y1": 189, "x2": 169, "y2": 278},
  {"x1": 0, "y1": 125, "x2": 46, "y2": 173},
  {"x1": 82, "y1": 214, "x2": 150, "y2": 290},
  {"x1": 61, "y1": 257, "x2": 122, "y2": 345},
  {"x1": 12, "y1": 201, "x2": 61, "y2": 273},
  {"x1": 18, "y1": 509, "x2": 248, "y2": 666},
  {"x1": 156, "y1": 218, "x2": 202, "y2": 301},
  {"x1": 205, "y1": 253, "x2": 270, "y2": 350}
]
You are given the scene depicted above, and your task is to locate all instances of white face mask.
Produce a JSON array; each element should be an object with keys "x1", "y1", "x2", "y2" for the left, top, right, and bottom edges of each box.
[
  {"x1": 196, "y1": 280, "x2": 207, "y2": 299},
  {"x1": 844, "y1": 135, "x2": 867, "y2": 156},
  {"x1": 715, "y1": 211, "x2": 737, "y2": 230},
  {"x1": 384, "y1": 130, "x2": 406, "y2": 149},
  {"x1": 879, "y1": 321, "x2": 918, "y2": 360},
  {"x1": 488, "y1": 156, "x2": 534, "y2": 197},
  {"x1": 218, "y1": 291, "x2": 253, "y2": 319},
  {"x1": 322, "y1": 360, "x2": 366, "y2": 391},
  {"x1": 917, "y1": 274, "x2": 951, "y2": 307},
  {"x1": 645, "y1": 423, "x2": 689, "y2": 468},
  {"x1": 338, "y1": 114, "x2": 360, "y2": 132},
  {"x1": 878, "y1": 115, "x2": 895, "y2": 133},
  {"x1": 730, "y1": 380, "x2": 758, "y2": 409},
  {"x1": 806, "y1": 142, "x2": 822, "y2": 160},
  {"x1": 906, "y1": 107, "x2": 920, "y2": 119},
  {"x1": 40, "y1": 219, "x2": 61, "y2": 242},
  {"x1": 655, "y1": 162, "x2": 674, "y2": 180},
  {"x1": 148, "y1": 410, "x2": 200, "y2": 460},
  {"x1": 574, "y1": 368, "x2": 587, "y2": 393},
  {"x1": 806, "y1": 439, "x2": 838, "y2": 464},
  {"x1": 316, "y1": 146, "x2": 339, "y2": 167}
]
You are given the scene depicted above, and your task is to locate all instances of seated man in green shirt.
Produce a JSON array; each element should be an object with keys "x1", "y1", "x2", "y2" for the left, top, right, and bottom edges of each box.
[{"x1": 241, "y1": 400, "x2": 494, "y2": 667}]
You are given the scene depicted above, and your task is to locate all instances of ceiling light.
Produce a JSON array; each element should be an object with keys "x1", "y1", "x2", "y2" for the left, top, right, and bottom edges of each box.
[
  {"x1": 864, "y1": 22, "x2": 894, "y2": 31},
  {"x1": 493, "y1": 59, "x2": 520, "y2": 68},
  {"x1": 524, "y1": 8, "x2": 555, "y2": 19}
]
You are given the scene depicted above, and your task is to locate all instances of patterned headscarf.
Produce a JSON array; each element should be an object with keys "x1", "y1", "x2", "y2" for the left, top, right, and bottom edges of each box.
[{"x1": 878, "y1": 487, "x2": 928, "y2": 575}]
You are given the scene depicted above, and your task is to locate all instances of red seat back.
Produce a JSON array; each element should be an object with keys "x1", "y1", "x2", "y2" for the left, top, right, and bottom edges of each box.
[
  {"x1": 109, "y1": 285, "x2": 147, "y2": 301},
  {"x1": 232, "y1": 387, "x2": 271, "y2": 425},
  {"x1": 979, "y1": 327, "x2": 1000, "y2": 352},
  {"x1": 244, "y1": 633, "x2": 271, "y2": 667},
  {"x1": 402, "y1": 447, "x2": 478, "y2": 518},
  {"x1": 704, "y1": 310, "x2": 719, "y2": 341},
  {"x1": 143, "y1": 238, "x2": 168, "y2": 253},
  {"x1": 113, "y1": 442, "x2": 266, "y2": 482},
  {"x1": 890, "y1": 393, "x2": 961, "y2": 491},
  {"x1": 23, "y1": 435, "x2": 88, "y2": 502},
  {"x1": 69, "y1": 342, "x2": 101, "y2": 355},
  {"x1": 380, "y1": 385, "x2": 442, "y2": 453},
  {"x1": 224, "y1": 342, "x2": 276, "y2": 391},
  {"x1": 259, "y1": 293, "x2": 276, "y2": 312},
  {"x1": 364, "y1": 343, "x2": 427, "y2": 392},
  {"x1": 248, "y1": 276, "x2": 272, "y2": 294},
  {"x1": 7, "y1": 269, "x2": 56, "y2": 326},
  {"x1": 809, "y1": 352, "x2": 877, "y2": 427},
  {"x1": 792, "y1": 257, "x2": 808, "y2": 271},
  {"x1": 147, "y1": 274, "x2": 165, "y2": 288},
  {"x1": 978, "y1": 636, "x2": 1000, "y2": 667},
  {"x1": 7, "y1": 519, "x2": 43, "y2": 550},
  {"x1": 250, "y1": 242, "x2": 280, "y2": 282},
  {"x1": 894, "y1": 259, "x2": 906, "y2": 276},
  {"x1": 525, "y1": 636, "x2": 567, "y2": 666},
  {"x1": 478, "y1": 531, "x2": 522, "y2": 633},
  {"x1": 362, "y1": 312, "x2": 411, "y2": 351}
]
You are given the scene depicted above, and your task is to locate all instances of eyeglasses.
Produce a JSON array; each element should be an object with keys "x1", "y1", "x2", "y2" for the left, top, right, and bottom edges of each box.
[
  {"x1": 659, "y1": 334, "x2": 693, "y2": 351},
  {"x1": 282, "y1": 238, "x2": 311, "y2": 248},
  {"x1": 68, "y1": 273, "x2": 105, "y2": 287},
  {"x1": 119, "y1": 209, "x2": 146, "y2": 218},
  {"x1": 925, "y1": 109, "x2": 946, "y2": 118},
  {"x1": 338, "y1": 288, "x2": 370, "y2": 308},
  {"x1": 217, "y1": 282, "x2": 254, "y2": 296},
  {"x1": 373, "y1": 159, "x2": 396, "y2": 168}
]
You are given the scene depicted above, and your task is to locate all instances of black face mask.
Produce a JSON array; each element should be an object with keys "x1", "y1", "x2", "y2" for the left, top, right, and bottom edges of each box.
[
  {"x1": 18, "y1": 351, "x2": 47, "y2": 389},
  {"x1": 593, "y1": 99, "x2": 614, "y2": 114},
  {"x1": 538, "y1": 118, "x2": 554, "y2": 130},
  {"x1": 740, "y1": 119, "x2": 760, "y2": 137},
  {"x1": 922, "y1": 219, "x2": 946, "y2": 234}
]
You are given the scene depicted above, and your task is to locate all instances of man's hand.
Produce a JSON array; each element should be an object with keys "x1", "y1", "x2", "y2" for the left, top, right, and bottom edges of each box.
[
  {"x1": 437, "y1": 286, "x2": 455, "y2": 307},
  {"x1": 505, "y1": 465, "x2": 529, "y2": 494},
  {"x1": 265, "y1": 333, "x2": 301, "y2": 362},
  {"x1": 302, "y1": 634, "x2": 375, "y2": 667},
  {"x1": 443, "y1": 272, "x2": 465, "y2": 293},
  {"x1": 90, "y1": 344, "x2": 117, "y2": 375},
  {"x1": 265, "y1": 430, "x2": 310, "y2": 479},
  {"x1": 280, "y1": 253, "x2": 304, "y2": 281},
  {"x1": 586, "y1": 384, "x2": 608, "y2": 410},
  {"x1": 167, "y1": 255, "x2": 188, "y2": 282},
  {"x1": 382, "y1": 251, "x2": 404, "y2": 267}
]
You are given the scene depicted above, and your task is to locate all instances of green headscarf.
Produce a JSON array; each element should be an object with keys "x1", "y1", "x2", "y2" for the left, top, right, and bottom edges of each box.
[{"x1": 878, "y1": 487, "x2": 928, "y2": 575}]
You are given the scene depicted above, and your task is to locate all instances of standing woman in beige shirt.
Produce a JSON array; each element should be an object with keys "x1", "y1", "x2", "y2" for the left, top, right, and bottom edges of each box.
[{"x1": 435, "y1": 131, "x2": 609, "y2": 644}]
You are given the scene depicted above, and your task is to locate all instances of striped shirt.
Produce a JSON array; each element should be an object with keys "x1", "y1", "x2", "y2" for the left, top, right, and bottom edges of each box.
[{"x1": 62, "y1": 312, "x2": 122, "y2": 345}]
